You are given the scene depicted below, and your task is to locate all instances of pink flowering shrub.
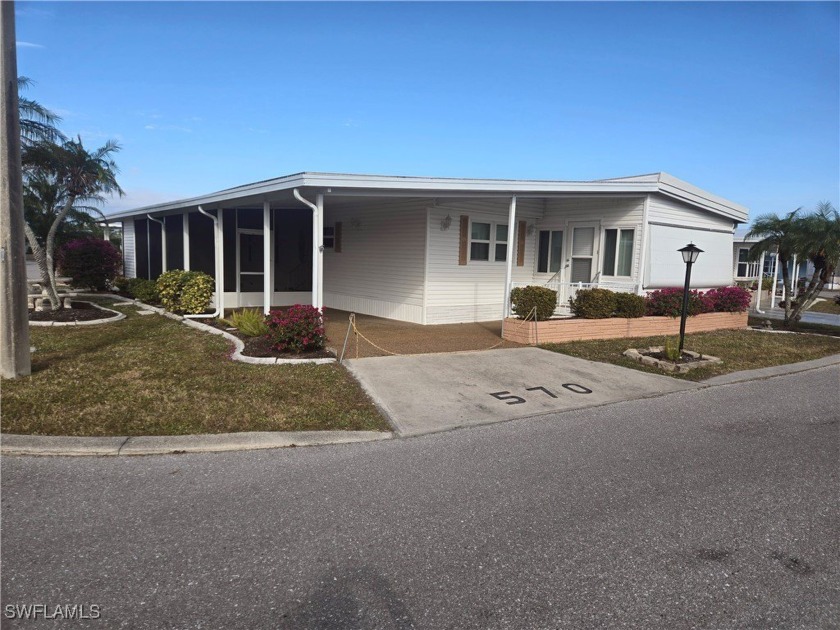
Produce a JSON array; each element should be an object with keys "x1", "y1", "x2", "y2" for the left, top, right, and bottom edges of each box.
[
  {"x1": 266, "y1": 304, "x2": 326, "y2": 354},
  {"x1": 705, "y1": 286, "x2": 752, "y2": 313},
  {"x1": 645, "y1": 288, "x2": 714, "y2": 317}
]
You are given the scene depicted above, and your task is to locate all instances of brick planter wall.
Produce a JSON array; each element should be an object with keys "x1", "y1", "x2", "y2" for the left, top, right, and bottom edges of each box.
[{"x1": 502, "y1": 311, "x2": 749, "y2": 345}]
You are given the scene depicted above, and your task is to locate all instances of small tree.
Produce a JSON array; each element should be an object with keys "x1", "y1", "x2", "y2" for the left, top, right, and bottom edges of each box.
[
  {"x1": 746, "y1": 210, "x2": 799, "y2": 324},
  {"x1": 22, "y1": 137, "x2": 123, "y2": 310}
]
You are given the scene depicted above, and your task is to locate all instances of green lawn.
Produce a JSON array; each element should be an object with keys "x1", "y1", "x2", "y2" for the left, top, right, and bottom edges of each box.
[
  {"x1": 808, "y1": 299, "x2": 840, "y2": 315},
  {"x1": 541, "y1": 327, "x2": 840, "y2": 381},
  {"x1": 2, "y1": 301, "x2": 388, "y2": 436}
]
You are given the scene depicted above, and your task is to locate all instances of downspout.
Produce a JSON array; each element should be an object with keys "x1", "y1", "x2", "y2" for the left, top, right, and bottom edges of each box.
[
  {"x1": 503, "y1": 196, "x2": 517, "y2": 319},
  {"x1": 263, "y1": 201, "x2": 272, "y2": 315},
  {"x1": 754, "y1": 250, "x2": 765, "y2": 314},
  {"x1": 183, "y1": 205, "x2": 222, "y2": 319},
  {"x1": 183, "y1": 211, "x2": 190, "y2": 270},
  {"x1": 146, "y1": 214, "x2": 167, "y2": 273},
  {"x1": 293, "y1": 188, "x2": 323, "y2": 310},
  {"x1": 636, "y1": 196, "x2": 651, "y2": 295}
]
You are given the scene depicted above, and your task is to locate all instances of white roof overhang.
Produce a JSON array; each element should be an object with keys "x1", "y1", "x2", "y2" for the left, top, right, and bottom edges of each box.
[{"x1": 106, "y1": 171, "x2": 748, "y2": 223}]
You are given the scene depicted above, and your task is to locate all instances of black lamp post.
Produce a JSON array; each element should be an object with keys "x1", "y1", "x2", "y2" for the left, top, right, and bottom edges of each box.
[{"x1": 677, "y1": 243, "x2": 703, "y2": 354}]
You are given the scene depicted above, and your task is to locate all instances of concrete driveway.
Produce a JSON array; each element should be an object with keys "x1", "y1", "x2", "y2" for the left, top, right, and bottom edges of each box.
[{"x1": 345, "y1": 347, "x2": 699, "y2": 436}]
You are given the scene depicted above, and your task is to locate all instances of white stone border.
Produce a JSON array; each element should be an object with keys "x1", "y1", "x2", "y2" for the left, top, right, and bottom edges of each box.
[
  {"x1": 29, "y1": 299, "x2": 126, "y2": 327},
  {"x1": 107, "y1": 296, "x2": 336, "y2": 365}
]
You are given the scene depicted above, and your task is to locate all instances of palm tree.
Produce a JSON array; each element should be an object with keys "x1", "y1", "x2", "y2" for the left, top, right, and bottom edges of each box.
[
  {"x1": 788, "y1": 202, "x2": 840, "y2": 323},
  {"x1": 18, "y1": 76, "x2": 64, "y2": 147},
  {"x1": 23, "y1": 137, "x2": 124, "y2": 309},
  {"x1": 746, "y1": 210, "x2": 800, "y2": 323}
]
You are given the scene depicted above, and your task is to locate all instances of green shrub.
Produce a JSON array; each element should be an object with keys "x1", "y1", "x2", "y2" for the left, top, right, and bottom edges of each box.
[
  {"x1": 510, "y1": 286, "x2": 557, "y2": 320},
  {"x1": 663, "y1": 338, "x2": 681, "y2": 361},
  {"x1": 569, "y1": 288, "x2": 617, "y2": 319},
  {"x1": 645, "y1": 288, "x2": 714, "y2": 317},
  {"x1": 155, "y1": 270, "x2": 214, "y2": 314},
  {"x1": 128, "y1": 278, "x2": 159, "y2": 304},
  {"x1": 266, "y1": 304, "x2": 326, "y2": 353},
  {"x1": 222, "y1": 308, "x2": 270, "y2": 337},
  {"x1": 112, "y1": 276, "x2": 131, "y2": 295},
  {"x1": 179, "y1": 272, "x2": 215, "y2": 314},
  {"x1": 613, "y1": 292, "x2": 646, "y2": 318}
]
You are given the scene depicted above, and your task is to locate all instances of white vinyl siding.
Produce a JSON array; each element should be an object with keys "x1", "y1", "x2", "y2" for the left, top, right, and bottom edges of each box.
[
  {"x1": 425, "y1": 199, "x2": 542, "y2": 324},
  {"x1": 647, "y1": 194, "x2": 736, "y2": 231},
  {"x1": 647, "y1": 224, "x2": 734, "y2": 288},
  {"x1": 323, "y1": 199, "x2": 427, "y2": 323},
  {"x1": 540, "y1": 197, "x2": 645, "y2": 282},
  {"x1": 123, "y1": 219, "x2": 136, "y2": 278}
]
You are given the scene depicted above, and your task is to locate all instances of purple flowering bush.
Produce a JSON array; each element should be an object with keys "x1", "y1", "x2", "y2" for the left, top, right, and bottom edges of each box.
[
  {"x1": 57, "y1": 238, "x2": 122, "y2": 290},
  {"x1": 704, "y1": 286, "x2": 752, "y2": 313},
  {"x1": 645, "y1": 288, "x2": 714, "y2": 317},
  {"x1": 266, "y1": 304, "x2": 327, "y2": 354}
]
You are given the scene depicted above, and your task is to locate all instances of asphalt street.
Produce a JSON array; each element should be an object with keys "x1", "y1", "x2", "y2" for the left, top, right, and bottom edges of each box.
[{"x1": 2, "y1": 366, "x2": 838, "y2": 629}]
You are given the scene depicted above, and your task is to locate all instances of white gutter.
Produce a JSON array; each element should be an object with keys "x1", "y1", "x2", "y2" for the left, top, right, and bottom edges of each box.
[
  {"x1": 636, "y1": 195, "x2": 651, "y2": 295},
  {"x1": 184, "y1": 205, "x2": 222, "y2": 319},
  {"x1": 263, "y1": 201, "x2": 271, "y2": 315},
  {"x1": 293, "y1": 188, "x2": 323, "y2": 310},
  {"x1": 182, "y1": 211, "x2": 190, "y2": 270},
  {"x1": 146, "y1": 214, "x2": 167, "y2": 273},
  {"x1": 503, "y1": 196, "x2": 517, "y2": 318}
]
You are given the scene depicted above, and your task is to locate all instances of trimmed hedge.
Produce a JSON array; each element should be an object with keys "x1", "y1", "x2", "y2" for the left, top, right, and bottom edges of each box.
[
  {"x1": 512, "y1": 285, "x2": 753, "y2": 320},
  {"x1": 127, "y1": 278, "x2": 159, "y2": 304},
  {"x1": 155, "y1": 269, "x2": 215, "y2": 314},
  {"x1": 510, "y1": 285, "x2": 557, "y2": 320},
  {"x1": 569, "y1": 288, "x2": 617, "y2": 319},
  {"x1": 614, "y1": 292, "x2": 647, "y2": 318}
]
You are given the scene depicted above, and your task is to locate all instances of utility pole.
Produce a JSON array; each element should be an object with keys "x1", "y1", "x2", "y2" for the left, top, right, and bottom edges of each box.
[{"x1": 1, "y1": 0, "x2": 31, "y2": 378}]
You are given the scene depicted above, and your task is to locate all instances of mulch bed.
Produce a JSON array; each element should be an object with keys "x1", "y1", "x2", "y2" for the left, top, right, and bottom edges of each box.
[
  {"x1": 206, "y1": 319, "x2": 335, "y2": 360},
  {"x1": 28, "y1": 301, "x2": 109, "y2": 323}
]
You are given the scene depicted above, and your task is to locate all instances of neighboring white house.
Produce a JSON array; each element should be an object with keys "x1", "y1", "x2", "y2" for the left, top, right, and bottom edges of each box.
[{"x1": 106, "y1": 171, "x2": 749, "y2": 324}]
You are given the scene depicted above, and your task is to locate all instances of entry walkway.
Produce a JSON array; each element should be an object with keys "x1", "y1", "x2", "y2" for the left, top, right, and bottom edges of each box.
[{"x1": 346, "y1": 347, "x2": 699, "y2": 436}]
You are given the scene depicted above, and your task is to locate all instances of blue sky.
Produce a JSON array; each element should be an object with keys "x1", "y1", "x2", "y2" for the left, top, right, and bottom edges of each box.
[{"x1": 15, "y1": 1, "x2": 840, "y2": 225}]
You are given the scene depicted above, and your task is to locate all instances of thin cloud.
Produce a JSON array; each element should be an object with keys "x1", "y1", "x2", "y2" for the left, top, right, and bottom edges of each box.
[
  {"x1": 16, "y1": 41, "x2": 44, "y2": 49},
  {"x1": 144, "y1": 124, "x2": 192, "y2": 133}
]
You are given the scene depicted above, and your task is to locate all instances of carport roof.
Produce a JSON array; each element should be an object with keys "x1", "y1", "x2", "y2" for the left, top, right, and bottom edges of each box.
[{"x1": 106, "y1": 171, "x2": 749, "y2": 223}]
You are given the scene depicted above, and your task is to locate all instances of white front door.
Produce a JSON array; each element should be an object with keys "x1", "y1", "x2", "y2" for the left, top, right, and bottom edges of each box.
[{"x1": 565, "y1": 223, "x2": 599, "y2": 302}]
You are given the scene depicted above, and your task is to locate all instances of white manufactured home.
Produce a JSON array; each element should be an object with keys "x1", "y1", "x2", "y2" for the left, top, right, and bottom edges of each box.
[{"x1": 108, "y1": 172, "x2": 749, "y2": 324}]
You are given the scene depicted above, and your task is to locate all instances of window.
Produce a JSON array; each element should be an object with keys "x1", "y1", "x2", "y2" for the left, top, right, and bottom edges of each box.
[
  {"x1": 537, "y1": 230, "x2": 563, "y2": 273},
  {"x1": 470, "y1": 221, "x2": 508, "y2": 262},
  {"x1": 736, "y1": 247, "x2": 759, "y2": 278},
  {"x1": 763, "y1": 253, "x2": 776, "y2": 276},
  {"x1": 323, "y1": 225, "x2": 335, "y2": 249},
  {"x1": 602, "y1": 228, "x2": 634, "y2": 277}
]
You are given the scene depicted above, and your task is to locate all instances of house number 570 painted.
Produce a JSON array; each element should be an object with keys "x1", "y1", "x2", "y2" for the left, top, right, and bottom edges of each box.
[{"x1": 489, "y1": 384, "x2": 593, "y2": 405}]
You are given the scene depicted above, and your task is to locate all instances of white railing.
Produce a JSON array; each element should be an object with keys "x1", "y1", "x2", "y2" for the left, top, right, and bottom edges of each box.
[{"x1": 510, "y1": 278, "x2": 639, "y2": 315}]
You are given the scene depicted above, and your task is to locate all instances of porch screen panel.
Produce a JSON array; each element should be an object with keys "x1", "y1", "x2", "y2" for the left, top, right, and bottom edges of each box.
[
  {"x1": 164, "y1": 214, "x2": 184, "y2": 270},
  {"x1": 274, "y1": 208, "x2": 312, "y2": 292},
  {"x1": 188, "y1": 211, "x2": 216, "y2": 278},
  {"x1": 148, "y1": 219, "x2": 163, "y2": 280},
  {"x1": 134, "y1": 218, "x2": 149, "y2": 280},
  {"x1": 222, "y1": 209, "x2": 236, "y2": 292}
]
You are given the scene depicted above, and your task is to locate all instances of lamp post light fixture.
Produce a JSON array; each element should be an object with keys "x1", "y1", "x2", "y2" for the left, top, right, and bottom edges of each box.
[{"x1": 677, "y1": 242, "x2": 703, "y2": 354}]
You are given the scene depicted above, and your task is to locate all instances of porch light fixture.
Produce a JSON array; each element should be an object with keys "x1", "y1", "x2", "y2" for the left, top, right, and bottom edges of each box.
[
  {"x1": 440, "y1": 214, "x2": 452, "y2": 231},
  {"x1": 677, "y1": 242, "x2": 703, "y2": 353}
]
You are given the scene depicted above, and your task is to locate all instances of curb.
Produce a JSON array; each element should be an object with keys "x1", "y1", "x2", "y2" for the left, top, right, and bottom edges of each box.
[
  {"x1": 1, "y1": 430, "x2": 392, "y2": 457},
  {"x1": 700, "y1": 353, "x2": 840, "y2": 386}
]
